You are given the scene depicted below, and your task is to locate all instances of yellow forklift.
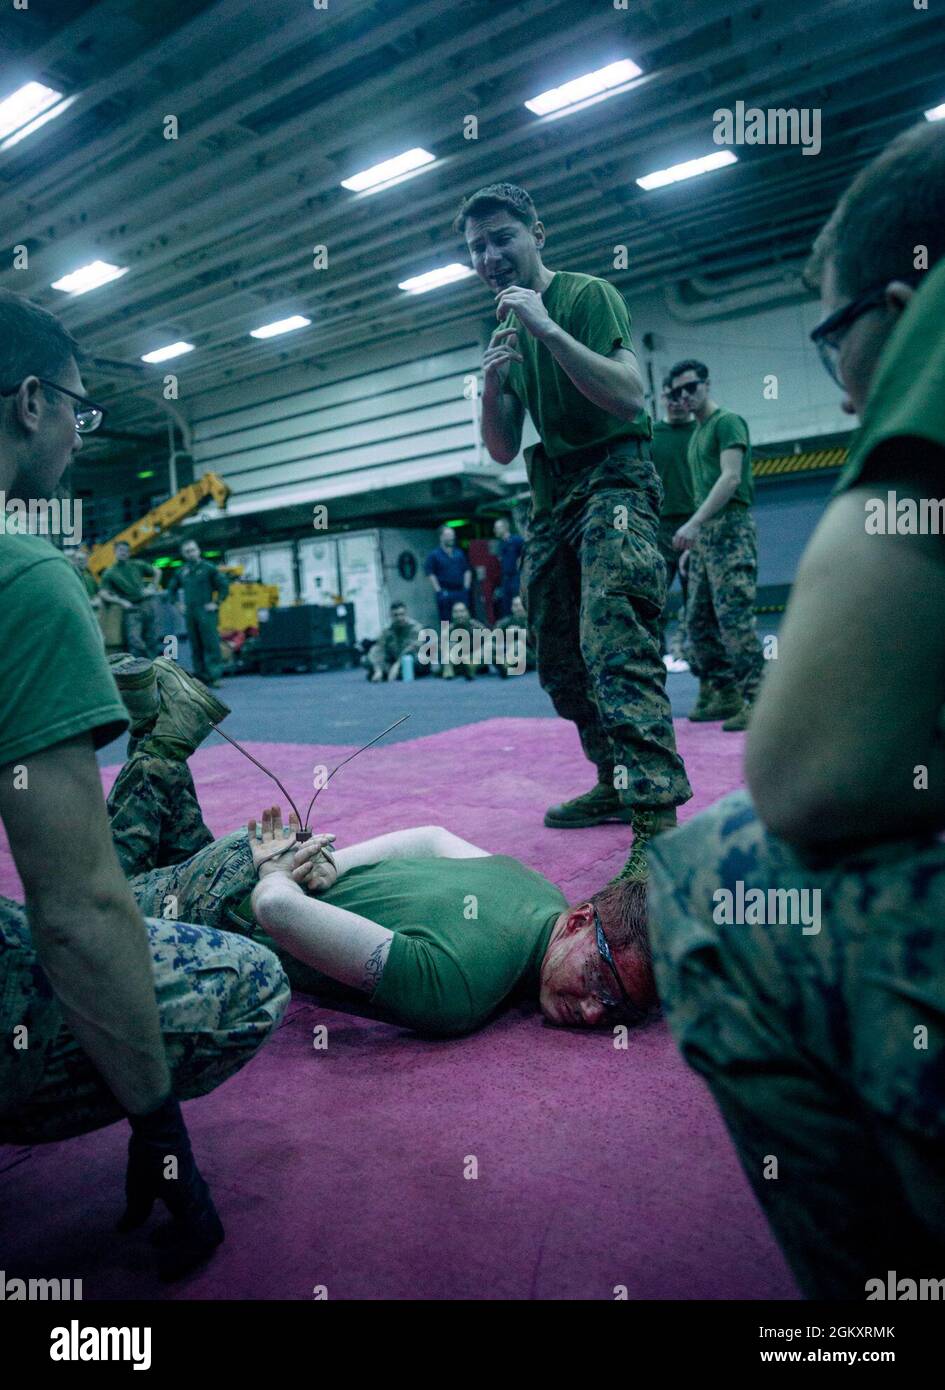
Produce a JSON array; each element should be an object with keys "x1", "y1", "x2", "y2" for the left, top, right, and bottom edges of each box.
[{"x1": 91, "y1": 472, "x2": 278, "y2": 656}]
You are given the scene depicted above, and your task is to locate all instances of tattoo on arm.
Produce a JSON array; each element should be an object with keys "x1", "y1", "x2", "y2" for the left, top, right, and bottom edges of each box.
[{"x1": 361, "y1": 939, "x2": 391, "y2": 997}]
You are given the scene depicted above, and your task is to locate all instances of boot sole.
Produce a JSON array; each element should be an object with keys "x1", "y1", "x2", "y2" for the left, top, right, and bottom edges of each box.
[
  {"x1": 543, "y1": 807, "x2": 636, "y2": 828},
  {"x1": 153, "y1": 658, "x2": 231, "y2": 725}
]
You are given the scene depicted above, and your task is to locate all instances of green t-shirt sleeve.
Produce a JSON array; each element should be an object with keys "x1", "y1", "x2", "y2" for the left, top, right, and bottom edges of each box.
[
  {"x1": 716, "y1": 413, "x2": 750, "y2": 453},
  {"x1": 372, "y1": 916, "x2": 541, "y2": 1036},
  {"x1": 570, "y1": 280, "x2": 634, "y2": 357},
  {"x1": 372, "y1": 930, "x2": 478, "y2": 1035},
  {"x1": 0, "y1": 557, "x2": 128, "y2": 766},
  {"x1": 834, "y1": 261, "x2": 945, "y2": 495}
]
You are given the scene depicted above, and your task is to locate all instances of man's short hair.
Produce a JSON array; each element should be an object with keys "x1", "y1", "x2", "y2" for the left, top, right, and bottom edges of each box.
[
  {"x1": 115, "y1": 540, "x2": 130, "y2": 552},
  {"x1": 0, "y1": 289, "x2": 80, "y2": 392},
  {"x1": 661, "y1": 376, "x2": 672, "y2": 392},
  {"x1": 805, "y1": 121, "x2": 945, "y2": 297},
  {"x1": 587, "y1": 878, "x2": 659, "y2": 1018},
  {"x1": 668, "y1": 359, "x2": 709, "y2": 386},
  {"x1": 391, "y1": 601, "x2": 406, "y2": 612},
  {"x1": 453, "y1": 183, "x2": 538, "y2": 236}
]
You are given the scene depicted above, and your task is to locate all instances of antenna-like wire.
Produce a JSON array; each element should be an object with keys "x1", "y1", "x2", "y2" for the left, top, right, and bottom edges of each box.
[
  {"x1": 209, "y1": 723, "x2": 305, "y2": 827},
  {"x1": 209, "y1": 713, "x2": 409, "y2": 839},
  {"x1": 303, "y1": 714, "x2": 409, "y2": 828}
]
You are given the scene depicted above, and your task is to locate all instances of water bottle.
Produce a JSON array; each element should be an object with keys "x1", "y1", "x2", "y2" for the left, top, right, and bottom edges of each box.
[{"x1": 401, "y1": 653, "x2": 415, "y2": 681}]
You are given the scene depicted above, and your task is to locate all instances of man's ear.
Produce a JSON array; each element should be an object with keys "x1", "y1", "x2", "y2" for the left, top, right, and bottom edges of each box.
[
  {"x1": 532, "y1": 220, "x2": 546, "y2": 250},
  {"x1": 564, "y1": 902, "x2": 594, "y2": 935},
  {"x1": 885, "y1": 280, "x2": 915, "y2": 317},
  {"x1": 14, "y1": 376, "x2": 44, "y2": 435}
]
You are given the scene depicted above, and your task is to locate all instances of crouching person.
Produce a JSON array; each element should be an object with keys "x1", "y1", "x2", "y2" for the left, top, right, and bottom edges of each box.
[
  {"x1": 365, "y1": 601, "x2": 428, "y2": 682},
  {"x1": 647, "y1": 121, "x2": 945, "y2": 1299}
]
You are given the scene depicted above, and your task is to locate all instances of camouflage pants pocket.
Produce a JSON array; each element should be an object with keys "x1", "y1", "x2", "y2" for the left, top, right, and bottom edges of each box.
[{"x1": 130, "y1": 828, "x2": 255, "y2": 932}]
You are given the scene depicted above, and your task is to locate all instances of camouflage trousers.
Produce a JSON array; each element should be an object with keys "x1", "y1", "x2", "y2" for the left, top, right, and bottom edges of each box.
[
  {"x1": 648, "y1": 791, "x2": 945, "y2": 1299},
  {"x1": 187, "y1": 607, "x2": 224, "y2": 684},
  {"x1": 123, "y1": 598, "x2": 158, "y2": 660},
  {"x1": 0, "y1": 755, "x2": 288, "y2": 1144},
  {"x1": 685, "y1": 506, "x2": 763, "y2": 700},
  {"x1": 521, "y1": 444, "x2": 692, "y2": 810},
  {"x1": 657, "y1": 514, "x2": 692, "y2": 664}
]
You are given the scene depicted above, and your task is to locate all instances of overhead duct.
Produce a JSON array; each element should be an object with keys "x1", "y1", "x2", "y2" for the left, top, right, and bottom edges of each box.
[{"x1": 664, "y1": 261, "x2": 809, "y2": 322}]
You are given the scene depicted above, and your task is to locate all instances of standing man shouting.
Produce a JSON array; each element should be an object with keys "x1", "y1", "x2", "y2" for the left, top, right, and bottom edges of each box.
[
  {"x1": 168, "y1": 538, "x2": 229, "y2": 687},
  {"x1": 455, "y1": 183, "x2": 690, "y2": 877},
  {"x1": 669, "y1": 360, "x2": 763, "y2": 731}
]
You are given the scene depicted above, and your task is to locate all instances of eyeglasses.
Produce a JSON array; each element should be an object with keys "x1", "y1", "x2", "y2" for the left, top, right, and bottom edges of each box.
[
  {"x1": 592, "y1": 906, "x2": 650, "y2": 1026},
  {"x1": 0, "y1": 378, "x2": 106, "y2": 433},
  {"x1": 666, "y1": 382, "x2": 702, "y2": 401},
  {"x1": 809, "y1": 273, "x2": 923, "y2": 386}
]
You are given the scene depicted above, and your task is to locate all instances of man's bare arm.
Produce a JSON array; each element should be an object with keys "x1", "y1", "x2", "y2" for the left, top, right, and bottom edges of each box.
[
  {"x1": 0, "y1": 735, "x2": 171, "y2": 1113},
  {"x1": 251, "y1": 875, "x2": 393, "y2": 993},
  {"x1": 543, "y1": 338, "x2": 645, "y2": 419},
  {"x1": 690, "y1": 447, "x2": 744, "y2": 525},
  {"x1": 746, "y1": 483, "x2": 945, "y2": 843},
  {"x1": 481, "y1": 375, "x2": 525, "y2": 464},
  {"x1": 331, "y1": 825, "x2": 490, "y2": 877}
]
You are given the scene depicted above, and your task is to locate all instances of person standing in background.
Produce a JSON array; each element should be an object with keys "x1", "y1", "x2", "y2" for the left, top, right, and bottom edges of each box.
[
  {"x1": 69, "y1": 545, "x2": 100, "y2": 609},
  {"x1": 493, "y1": 515, "x2": 524, "y2": 617},
  {"x1": 669, "y1": 360, "x2": 763, "y2": 732},
  {"x1": 425, "y1": 524, "x2": 472, "y2": 622},
  {"x1": 100, "y1": 539, "x2": 159, "y2": 658},
  {"x1": 167, "y1": 538, "x2": 230, "y2": 688}
]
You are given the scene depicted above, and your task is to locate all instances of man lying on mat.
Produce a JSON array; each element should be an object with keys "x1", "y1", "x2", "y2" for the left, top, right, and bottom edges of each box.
[
  {"x1": 103, "y1": 653, "x2": 656, "y2": 1035},
  {"x1": 242, "y1": 809, "x2": 656, "y2": 1035}
]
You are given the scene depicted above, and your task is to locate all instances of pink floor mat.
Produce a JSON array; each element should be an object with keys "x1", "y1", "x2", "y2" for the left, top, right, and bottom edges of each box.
[{"x1": 0, "y1": 718, "x2": 798, "y2": 1299}]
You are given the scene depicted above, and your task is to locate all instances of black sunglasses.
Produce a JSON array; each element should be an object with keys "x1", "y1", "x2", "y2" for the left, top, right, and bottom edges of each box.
[
  {"x1": 593, "y1": 906, "x2": 650, "y2": 1026},
  {"x1": 0, "y1": 377, "x2": 106, "y2": 433},
  {"x1": 810, "y1": 273, "x2": 923, "y2": 385},
  {"x1": 666, "y1": 381, "x2": 703, "y2": 401}
]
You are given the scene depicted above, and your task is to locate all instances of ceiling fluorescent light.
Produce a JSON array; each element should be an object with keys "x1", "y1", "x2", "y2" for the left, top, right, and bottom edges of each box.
[
  {"x1": 51, "y1": 260, "x2": 129, "y2": 294},
  {"x1": 249, "y1": 315, "x2": 311, "y2": 339},
  {"x1": 141, "y1": 341, "x2": 195, "y2": 364},
  {"x1": 525, "y1": 59, "x2": 642, "y2": 117},
  {"x1": 341, "y1": 147, "x2": 435, "y2": 193},
  {"x1": 925, "y1": 103, "x2": 945, "y2": 122},
  {"x1": 1, "y1": 95, "x2": 78, "y2": 150},
  {"x1": 0, "y1": 81, "x2": 67, "y2": 141},
  {"x1": 636, "y1": 150, "x2": 738, "y2": 190},
  {"x1": 398, "y1": 264, "x2": 475, "y2": 294}
]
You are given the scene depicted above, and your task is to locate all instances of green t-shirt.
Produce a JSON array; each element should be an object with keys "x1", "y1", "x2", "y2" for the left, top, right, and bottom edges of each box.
[
  {"x1": 687, "y1": 407, "x2": 753, "y2": 508},
  {"x1": 317, "y1": 855, "x2": 565, "y2": 1035},
  {"x1": 651, "y1": 419, "x2": 697, "y2": 517},
  {"x1": 834, "y1": 258, "x2": 945, "y2": 495},
  {"x1": 379, "y1": 619, "x2": 422, "y2": 663},
  {"x1": 168, "y1": 559, "x2": 229, "y2": 611},
  {"x1": 506, "y1": 270, "x2": 651, "y2": 461},
  {"x1": 0, "y1": 535, "x2": 128, "y2": 766},
  {"x1": 101, "y1": 556, "x2": 154, "y2": 603}
]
